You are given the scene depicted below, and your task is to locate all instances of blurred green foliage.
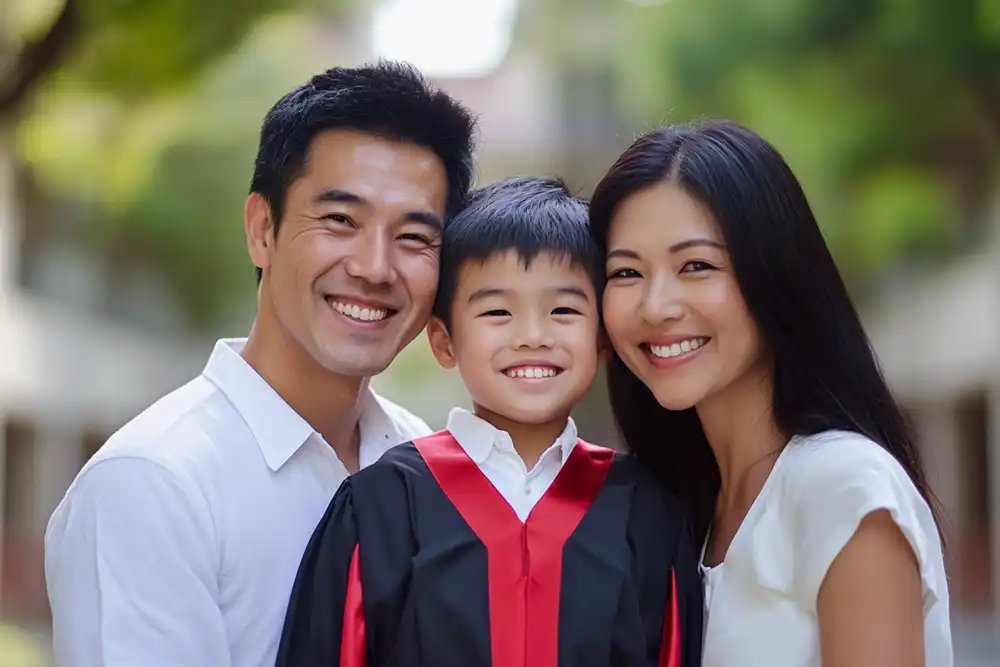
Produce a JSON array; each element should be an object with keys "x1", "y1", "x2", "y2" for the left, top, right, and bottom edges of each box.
[
  {"x1": 610, "y1": 0, "x2": 1000, "y2": 290},
  {"x1": 5, "y1": 1, "x2": 351, "y2": 329},
  {"x1": 5, "y1": 0, "x2": 1000, "y2": 329}
]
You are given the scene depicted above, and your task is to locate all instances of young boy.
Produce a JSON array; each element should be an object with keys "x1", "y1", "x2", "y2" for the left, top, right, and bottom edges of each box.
[{"x1": 275, "y1": 177, "x2": 703, "y2": 667}]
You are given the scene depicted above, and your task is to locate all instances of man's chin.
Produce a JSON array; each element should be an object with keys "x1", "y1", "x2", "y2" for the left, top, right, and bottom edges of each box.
[{"x1": 313, "y1": 342, "x2": 397, "y2": 379}]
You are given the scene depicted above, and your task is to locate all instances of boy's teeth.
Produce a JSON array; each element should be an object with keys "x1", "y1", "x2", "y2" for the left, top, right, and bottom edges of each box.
[
  {"x1": 330, "y1": 300, "x2": 388, "y2": 322},
  {"x1": 505, "y1": 366, "x2": 559, "y2": 379},
  {"x1": 648, "y1": 338, "x2": 707, "y2": 359}
]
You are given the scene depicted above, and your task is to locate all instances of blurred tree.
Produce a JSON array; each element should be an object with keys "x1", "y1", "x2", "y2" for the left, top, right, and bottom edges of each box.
[
  {"x1": 2, "y1": 0, "x2": 350, "y2": 330},
  {"x1": 0, "y1": 0, "x2": 304, "y2": 117},
  {"x1": 578, "y1": 0, "x2": 1000, "y2": 289}
]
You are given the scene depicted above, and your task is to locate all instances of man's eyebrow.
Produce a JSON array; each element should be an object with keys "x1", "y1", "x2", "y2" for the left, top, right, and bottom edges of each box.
[
  {"x1": 313, "y1": 188, "x2": 364, "y2": 205},
  {"x1": 404, "y1": 211, "x2": 444, "y2": 231},
  {"x1": 313, "y1": 189, "x2": 442, "y2": 230}
]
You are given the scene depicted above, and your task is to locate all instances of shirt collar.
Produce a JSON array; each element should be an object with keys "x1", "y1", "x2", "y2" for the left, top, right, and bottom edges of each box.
[
  {"x1": 202, "y1": 338, "x2": 404, "y2": 471},
  {"x1": 445, "y1": 406, "x2": 578, "y2": 465}
]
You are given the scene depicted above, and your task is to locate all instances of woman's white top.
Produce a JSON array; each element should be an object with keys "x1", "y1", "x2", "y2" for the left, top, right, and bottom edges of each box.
[{"x1": 700, "y1": 430, "x2": 952, "y2": 667}]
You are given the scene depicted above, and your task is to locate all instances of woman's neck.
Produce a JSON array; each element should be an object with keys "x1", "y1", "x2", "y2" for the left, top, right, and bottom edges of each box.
[{"x1": 697, "y1": 366, "x2": 785, "y2": 512}]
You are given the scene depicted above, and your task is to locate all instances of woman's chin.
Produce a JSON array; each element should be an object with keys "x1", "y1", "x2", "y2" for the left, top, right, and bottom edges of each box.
[{"x1": 649, "y1": 389, "x2": 700, "y2": 412}]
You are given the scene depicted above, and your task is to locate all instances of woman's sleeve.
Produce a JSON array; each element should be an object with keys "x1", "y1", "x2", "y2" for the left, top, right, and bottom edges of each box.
[{"x1": 783, "y1": 436, "x2": 946, "y2": 616}]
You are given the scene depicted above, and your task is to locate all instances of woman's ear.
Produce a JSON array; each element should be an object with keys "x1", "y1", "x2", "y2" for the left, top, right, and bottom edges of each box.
[
  {"x1": 597, "y1": 327, "x2": 612, "y2": 363},
  {"x1": 426, "y1": 316, "x2": 457, "y2": 370}
]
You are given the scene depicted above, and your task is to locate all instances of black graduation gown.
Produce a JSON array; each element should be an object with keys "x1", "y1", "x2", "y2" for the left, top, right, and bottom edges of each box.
[{"x1": 275, "y1": 431, "x2": 703, "y2": 667}]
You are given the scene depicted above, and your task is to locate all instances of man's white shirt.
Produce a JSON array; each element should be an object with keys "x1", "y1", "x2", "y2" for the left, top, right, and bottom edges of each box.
[{"x1": 44, "y1": 339, "x2": 431, "y2": 667}]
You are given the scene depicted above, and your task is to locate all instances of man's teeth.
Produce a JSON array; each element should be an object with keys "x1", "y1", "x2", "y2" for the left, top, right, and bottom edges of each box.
[
  {"x1": 330, "y1": 300, "x2": 389, "y2": 322},
  {"x1": 505, "y1": 366, "x2": 559, "y2": 379},
  {"x1": 648, "y1": 338, "x2": 708, "y2": 359}
]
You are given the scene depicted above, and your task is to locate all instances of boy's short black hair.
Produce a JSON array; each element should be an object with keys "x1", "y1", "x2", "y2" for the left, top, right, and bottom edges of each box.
[
  {"x1": 250, "y1": 61, "x2": 477, "y2": 281},
  {"x1": 432, "y1": 176, "x2": 601, "y2": 328}
]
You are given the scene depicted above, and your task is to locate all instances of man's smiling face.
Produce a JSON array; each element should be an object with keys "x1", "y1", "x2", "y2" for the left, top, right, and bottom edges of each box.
[{"x1": 252, "y1": 129, "x2": 449, "y2": 377}]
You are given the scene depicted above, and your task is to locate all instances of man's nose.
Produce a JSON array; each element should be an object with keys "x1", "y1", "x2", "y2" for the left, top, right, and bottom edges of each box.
[{"x1": 344, "y1": 231, "x2": 396, "y2": 286}]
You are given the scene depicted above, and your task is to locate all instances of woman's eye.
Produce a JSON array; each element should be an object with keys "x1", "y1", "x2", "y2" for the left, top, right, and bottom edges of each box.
[
  {"x1": 680, "y1": 261, "x2": 714, "y2": 273},
  {"x1": 552, "y1": 307, "x2": 582, "y2": 315},
  {"x1": 479, "y1": 309, "x2": 510, "y2": 317},
  {"x1": 608, "y1": 268, "x2": 641, "y2": 280}
]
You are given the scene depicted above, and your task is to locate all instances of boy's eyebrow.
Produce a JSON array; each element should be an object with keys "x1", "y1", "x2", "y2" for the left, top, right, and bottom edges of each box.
[
  {"x1": 467, "y1": 286, "x2": 591, "y2": 303},
  {"x1": 313, "y1": 188, "x2": 443, "y2": 230}
]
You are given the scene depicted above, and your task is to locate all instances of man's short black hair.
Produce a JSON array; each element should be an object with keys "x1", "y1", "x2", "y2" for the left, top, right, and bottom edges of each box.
[
  {"x1": 432, "y1": 176, "x2": 601, "y2": 328},
  {"x1": 250, "y1": 61, "x2": 477, "y2": 279}
]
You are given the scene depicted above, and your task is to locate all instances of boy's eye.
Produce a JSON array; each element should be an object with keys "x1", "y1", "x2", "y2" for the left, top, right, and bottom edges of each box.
[
  {"x1": 479, "y1": 309, "x2": 510, "y2": 317},
  {"x1": 552, "y1": 307, "x2": 581, "y2": 315}
]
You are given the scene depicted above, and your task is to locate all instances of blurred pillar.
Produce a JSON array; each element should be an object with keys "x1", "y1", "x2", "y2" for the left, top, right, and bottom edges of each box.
[
  {"x1": 989, "y1": 213, "x2": 1000, "y2": 625},
  {"x1": 0, "y1": 414, "x2": 6, "y2": 611},
  {"x1": 0, "y1": 125, "x2": 20, "y2": 291},
  {"x1": 912, "y1": 401, "x2": 963, "y2": 541}
]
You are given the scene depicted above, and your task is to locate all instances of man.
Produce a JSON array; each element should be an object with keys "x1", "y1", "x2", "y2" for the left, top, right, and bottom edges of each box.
[{"x1": 44, "y1": 61, "x2": 476, "y2": 667}]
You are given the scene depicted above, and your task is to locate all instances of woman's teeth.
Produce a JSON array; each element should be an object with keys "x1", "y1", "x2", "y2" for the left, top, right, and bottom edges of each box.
[{"x1": 648, "y1": 337, "x2": 708, "y2": 358}]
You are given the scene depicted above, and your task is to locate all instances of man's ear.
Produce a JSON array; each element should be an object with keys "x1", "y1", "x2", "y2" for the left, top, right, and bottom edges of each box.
[
  {"x1": 245, "y1": 192, "x2": 275, "y2": 275},
  {"x1": 426, "y1": 316, "x2": 458, "y2": 370}
]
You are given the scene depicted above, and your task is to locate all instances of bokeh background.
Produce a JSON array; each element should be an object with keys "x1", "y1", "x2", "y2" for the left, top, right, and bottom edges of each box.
[{"x1": 1, "y1": 0, "x2": 998, "y2": 663}]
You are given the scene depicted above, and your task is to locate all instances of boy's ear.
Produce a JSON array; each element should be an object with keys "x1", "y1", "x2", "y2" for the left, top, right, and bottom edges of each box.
[{"x1": 426, "y1": 316, "x2": 458, "y2": 370}]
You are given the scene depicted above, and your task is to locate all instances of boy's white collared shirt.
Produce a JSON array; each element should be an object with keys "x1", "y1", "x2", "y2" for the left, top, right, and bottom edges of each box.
[{"x1": 445, "y1": 407, "x2": 578, "y2": 521}]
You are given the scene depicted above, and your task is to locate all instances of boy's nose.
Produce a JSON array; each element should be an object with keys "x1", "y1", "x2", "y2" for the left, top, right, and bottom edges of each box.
[{"x1": 514, "y1": 319, "x2": 555, "y2": 349}]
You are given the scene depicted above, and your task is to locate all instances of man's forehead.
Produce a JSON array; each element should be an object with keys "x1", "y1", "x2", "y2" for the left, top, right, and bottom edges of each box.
[{"x1": 291, "y1": 136, "x2": 448, "y2": 212}]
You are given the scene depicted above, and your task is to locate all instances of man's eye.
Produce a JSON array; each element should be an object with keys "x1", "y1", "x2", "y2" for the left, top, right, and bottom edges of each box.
[
  {"x1": 398, "y1": 234, "x2": 433, "y2": 245},
  {"x1": 322, "y1": 214, "x2": 353, "y2": 226}
]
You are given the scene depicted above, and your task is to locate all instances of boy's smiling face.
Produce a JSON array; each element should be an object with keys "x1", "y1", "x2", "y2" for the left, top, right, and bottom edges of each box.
[{"x1": 427, "y1": 249, "x2": 601, "y2": 431}]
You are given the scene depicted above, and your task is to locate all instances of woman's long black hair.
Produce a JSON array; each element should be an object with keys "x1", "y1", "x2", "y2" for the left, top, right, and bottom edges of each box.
[{"x1": 590, "y1": 120, "x2": 938, "y2": 545}]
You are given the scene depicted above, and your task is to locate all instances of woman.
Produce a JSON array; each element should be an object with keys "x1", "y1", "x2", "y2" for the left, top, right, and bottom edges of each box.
[{"x1": 590, "y1": 120, "x2": 951, "y2": 666}]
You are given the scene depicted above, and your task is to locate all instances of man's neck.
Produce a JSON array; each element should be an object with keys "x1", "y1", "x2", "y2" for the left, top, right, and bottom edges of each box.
[{"x1": 241, "y1": 319, "x2": 369, "y2": 472}]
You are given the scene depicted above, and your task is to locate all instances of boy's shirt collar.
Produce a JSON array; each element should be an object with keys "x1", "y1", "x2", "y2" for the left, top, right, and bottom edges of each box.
[{"x1": 445, "y1": 407, "x2": 578, "y2": 465}]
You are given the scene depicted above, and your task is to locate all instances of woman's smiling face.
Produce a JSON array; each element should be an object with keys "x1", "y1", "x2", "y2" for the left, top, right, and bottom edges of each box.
[{"x1": 601, "y1": 181, "x2": 767, "y2": 411}]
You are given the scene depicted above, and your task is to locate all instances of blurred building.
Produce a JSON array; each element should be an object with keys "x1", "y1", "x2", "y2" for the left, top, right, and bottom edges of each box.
[
  {"x1": 0, "y1": 132, "x2": 205, "y2": 626},
  {"x1": 864, "y1": 205, "x2": 1000, "y2": 655}
]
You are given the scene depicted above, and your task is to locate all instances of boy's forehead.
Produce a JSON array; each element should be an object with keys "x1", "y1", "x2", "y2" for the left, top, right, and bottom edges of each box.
[
  {"x1": 454, "y1": 249, "x2": 596, "y2": 299},
  {"x1": 461, "y1": 249, "x2": 589, "y2": 281}
]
